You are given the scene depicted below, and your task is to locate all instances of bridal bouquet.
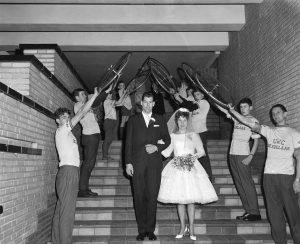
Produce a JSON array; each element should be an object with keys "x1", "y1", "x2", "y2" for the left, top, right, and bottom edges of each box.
[{"x1": 172, "y1": 154, "x2": 197, "y2": 171}]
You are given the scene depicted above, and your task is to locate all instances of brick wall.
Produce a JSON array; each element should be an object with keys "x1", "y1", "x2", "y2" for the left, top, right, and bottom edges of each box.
[
  {"x1": 0, "y1": 62, "x2": 30, "y2": 96},
  {"x1": 218, "y1": 0, "x2": 300, "y2": 201},
  {"x1": 23, "y1": 48, "x2": 85, "y2": 93},
  {"x1": 218, "y1": 0, "x2": 300, "y2": 129},
  {"x1": 0, "y1": 93, "x2": 58, "y2": 244},
  {"x1": 0, "y1": 59, "x2": 77, "y2": 243}
]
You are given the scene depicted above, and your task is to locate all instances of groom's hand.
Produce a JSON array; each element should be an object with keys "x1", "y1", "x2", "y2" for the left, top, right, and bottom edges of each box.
[
  {"x1": 126, "y1": 164, "x2": 134, "y2": 177},
  {"x1": 145, "y1": 144, "x2": 158, "y2": 154}
]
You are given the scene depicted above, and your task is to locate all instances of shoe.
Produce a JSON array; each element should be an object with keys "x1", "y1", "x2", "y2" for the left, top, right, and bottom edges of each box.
[
  {"x1": 136, "y1": 233, "x2": 146, "y2": 241},
  {"x1": 190, "y1": 235, "x2": 197, "y2": 241},
  {"x1": 88, "y1": 189, "x2": 98, "y2": 196},
  {"x1": 77, "y1": 191, "x2": 94, "y2": 198},
  {"x1": 236, "y1": 212, "x2": 249, "y2": 220},
  {"x1": 175, "y1": 226, "x2": 189, "y2": 239},
  {"x1": 243, "y1": 214, "x2": 261, "y2": 221},
  {"x1": 147, "y1": 232, "x2": 157, "y2": 241}
]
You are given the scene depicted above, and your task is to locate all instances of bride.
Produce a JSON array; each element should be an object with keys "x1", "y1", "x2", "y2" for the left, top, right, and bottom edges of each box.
[{"x1": 158, "y1": 108, "x2": 218, "y2": 241}]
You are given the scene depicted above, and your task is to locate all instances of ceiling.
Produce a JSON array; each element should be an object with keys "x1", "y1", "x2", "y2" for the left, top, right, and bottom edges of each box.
[{"x1": 0, "y1": 0, "x2": 263, "y2": 90}]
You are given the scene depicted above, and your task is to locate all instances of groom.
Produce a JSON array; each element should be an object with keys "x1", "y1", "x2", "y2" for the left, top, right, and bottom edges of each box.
[{"x1": 125, "y1": 91, "x2": 171, "y2": 241}]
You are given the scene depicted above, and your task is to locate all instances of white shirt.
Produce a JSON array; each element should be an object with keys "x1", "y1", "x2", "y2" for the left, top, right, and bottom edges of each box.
[
  {"x1": 228, "y1": 115, "x2": 260, "y2": 155},
  {"x1": 260, "y1": 125, "x2": 300, "y2": 175},
  {"x1": 191, "y1": 99, "x2": 210, "y2": 133},
  {"x1": 186, "y1": 95, "x2": 195, "y2": 101},
  {"x1": 142, "y1": 111, "x2": 153, "y2": 127},
  {"x1": 104, "y1": 99, "x2": 117, "y2": 120},
  {"x1": 74, "y1": 102, "x2": 100, "y2": 135},
  {"x1": 178, "y1": 87, "x2": 187, "y2": 99},
  {"x1": 55, "y1": 121, "x2": 80, "y2": 167}
]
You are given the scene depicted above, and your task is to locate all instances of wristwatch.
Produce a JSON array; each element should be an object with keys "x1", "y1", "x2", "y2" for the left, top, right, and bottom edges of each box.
[{"x1": 295, "y1": 178, "x2": 300, "y2": 182}]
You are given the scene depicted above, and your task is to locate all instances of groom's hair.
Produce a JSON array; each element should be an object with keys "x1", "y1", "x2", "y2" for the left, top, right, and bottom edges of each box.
[{"x1": 142, "y1": 91, "x2": 154, "y2": 101}]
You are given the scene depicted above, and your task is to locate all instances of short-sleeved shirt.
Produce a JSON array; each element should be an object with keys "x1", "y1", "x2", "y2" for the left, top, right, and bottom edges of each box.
[
  {"x1": 191, "y1": 99, "x2": 210, "y2": 133},
  {"x1": 74, "y1": 101, "x2": 100, "y2": 135},
  {"x1": 230, "y1": 115, "x2": 260, "y2": 155},
  {"x1": 260, "y1": 125, "x2": 300, "y2": 175},
  {"x1": 104, "y1": 99, "x2": 117, "y2": 120},
  {"x1": 55, "y1": 121, "x2": 80, "y2": 167}
]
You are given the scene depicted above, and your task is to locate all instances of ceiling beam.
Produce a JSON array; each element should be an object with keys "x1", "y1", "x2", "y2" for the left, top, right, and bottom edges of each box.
[
  {"x1": 0, "y1": 5, "x2": 245, "y2": 32},
  {"x1": 0, "y1": 32, "x2": 229, "y2": 52}
]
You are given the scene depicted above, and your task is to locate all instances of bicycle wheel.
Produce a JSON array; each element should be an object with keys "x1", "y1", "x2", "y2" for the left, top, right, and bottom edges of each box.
[
  {"x1": 126, "y1": 70, "x2": 151, "y2": 94},
  {"x1": 148, "y1": 58, "x2": 177, "y2": 93},
  {"x1": 195, "y1": 70, "x2": 235, "y2": 108},
  {"x1": 98, "y1": 52, "x2": 132, "y2": 91},
  {"x1": 181, "y1": 63, "x2": 201, "y2": 89},
  {"x1": 177, "y1": 67, "x2": 186, "y2": 81}
]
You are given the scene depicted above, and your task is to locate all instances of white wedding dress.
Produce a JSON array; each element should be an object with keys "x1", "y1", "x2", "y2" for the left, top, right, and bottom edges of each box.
[{"x1": 158, "y1": 132, "x2": 218, "y2": 204}]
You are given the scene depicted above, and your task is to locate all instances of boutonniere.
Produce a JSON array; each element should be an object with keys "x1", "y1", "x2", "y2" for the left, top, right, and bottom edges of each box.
[{"x1": 150, "y1": 117, "x2": 156, "y2": 122}]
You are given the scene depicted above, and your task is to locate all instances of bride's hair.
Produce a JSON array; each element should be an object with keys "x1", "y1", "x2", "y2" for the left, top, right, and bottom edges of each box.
[
  {"x1": 174, "y1": 109, "x2": 190, "y2": 131},
  {"x1": 167, "y1": 108, "x2": 194, "y2": 134}
]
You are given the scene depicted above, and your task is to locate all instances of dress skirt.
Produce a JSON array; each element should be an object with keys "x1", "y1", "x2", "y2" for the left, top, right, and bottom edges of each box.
[{"x1": 158, "y1": 158, "x2": 218, "y2": 204}]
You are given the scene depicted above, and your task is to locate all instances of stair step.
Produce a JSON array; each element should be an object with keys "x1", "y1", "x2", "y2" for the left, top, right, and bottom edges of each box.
[
  {"x1": 87, "y1": 184, "x2": 262, "y2": 196},
  {"x1": 69, "y1": 138, "x2": 276, "y2": 244},
  {"x1": 89, "y1": 175, "x2": 262, "y2": 186},
  {"x1": 96, "y1": 146, "x2": 230, "y2": 154},
  {"x1": 71, "y1": 234, "x2": 293, "y2": 244},
  {"x1": 75, "y1": 206, "x2": 267, "y2": 221},
  {"x1": 97, "y1": 140, "x2": 230, "y2": 148},
  {"x1": 76, "y1": 195, "x2": 265, "y2": 208},
  {"x1": 72, "y1": 219, "x2": 291, "y2": 236},
  {"x1": 94, "y1": 159, "x2": 230, "y2": 168},
  {"x1": 96, "y1": 152, "x2": 229, "y2": 160},
  {"x1": 91, "y1": 167, "x2": 232, "y2": 176},
  {"x1": 207, "y1": 140, "x2": 230, "y2": 146}
]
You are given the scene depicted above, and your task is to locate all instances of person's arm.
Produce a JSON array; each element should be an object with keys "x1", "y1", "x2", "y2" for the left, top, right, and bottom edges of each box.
[
  {"x1": 145, "y1": 116, "x2": 171, "y2": 154},
  {"x1": 242, "y1": 138, "x2": 259, "y2": 165},
  {"x1": 161, "y1": 135, "x2": 174, "y2": 158},
  {"x1": 228, "y1": 105, "x2": 261, "y2": 133},
  {"x1": 293, "y1": 148, "x2": 300, "y2": 194},
  {"x1": 92, "y1": 84, "x2": 113, "y2": 107},
  {"x1": 157, "y1": 116, "x2": 171, "y2": 153},
  {"x1": 173, "y1": 93, "x2": 183, "y2": 103},
  {"x1": 115, "y1": 90, "x2": 128, "y2": 106},
  {"x1": 125, "y1": 117, "x2": 134, "y2": 176},
  {"x1": 193, "y1": 133, "x2": 205, "y2": 158},
  {"x1": 215, "y1": 103, "x2": 231, "y2": 119},
  {"x1": 180, "y1": 96, "x2": 198, "y2": 111},
  {"x1": 71, "y1": 87, "x2": 99, "y2": 127}
]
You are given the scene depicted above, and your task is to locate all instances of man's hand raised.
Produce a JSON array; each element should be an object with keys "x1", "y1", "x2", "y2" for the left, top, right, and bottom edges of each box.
[{"x1": 94, "y1": 86, "x2": 100, "y2": 96}]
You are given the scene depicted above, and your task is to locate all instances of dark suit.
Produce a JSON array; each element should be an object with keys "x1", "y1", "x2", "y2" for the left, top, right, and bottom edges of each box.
[{"x1": 125, "y1": 113, "x2": 170, "y2": 234}]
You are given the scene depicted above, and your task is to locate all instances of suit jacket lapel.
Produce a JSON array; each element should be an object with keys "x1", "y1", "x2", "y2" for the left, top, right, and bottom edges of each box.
[{"x1": 138, "y1": 113, "x2": 148, "y2": 128}]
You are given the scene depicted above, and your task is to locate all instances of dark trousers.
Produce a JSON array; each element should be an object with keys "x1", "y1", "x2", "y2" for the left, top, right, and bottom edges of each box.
[
  {"x1": 52, "y1": 165, "x2": 79, "y2": 244},
  {"x1": 263, "y1": 174, "x2": 300, "y2": 244},
  {"x1": 199, "y1": 131, "x2": 212, "y2": 180},
  {"x1": 102, "y1": 119, "x2": 118, "y2": 157},
  {"x1": 79, "y1": 133, "x2": 100, "y2": 192},
  {"x1": 229, "y1": 155, "x2": 260, "y2": 215},
  {"x1": 132, "y1": 162, "x2": 162, "y2": 234}
]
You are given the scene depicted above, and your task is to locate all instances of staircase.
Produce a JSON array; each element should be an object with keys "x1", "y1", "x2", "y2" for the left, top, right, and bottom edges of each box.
[{"x1": 72, "y1": 140, "x2": 293, "y2": 244}]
